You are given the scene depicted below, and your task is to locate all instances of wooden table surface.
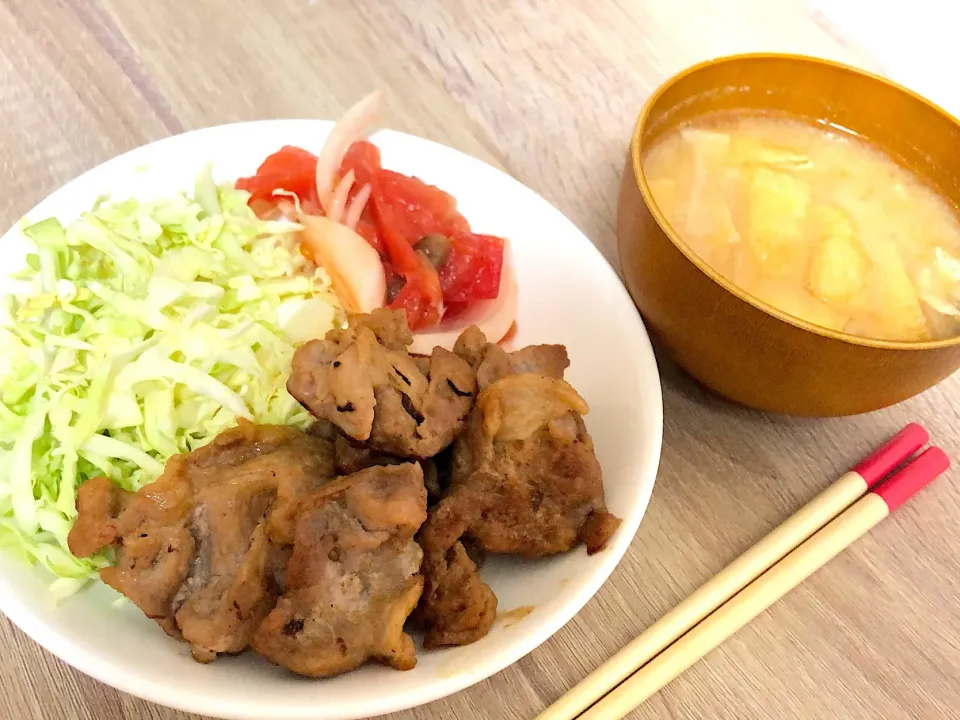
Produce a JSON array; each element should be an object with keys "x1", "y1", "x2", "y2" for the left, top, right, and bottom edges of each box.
[{"x1": 2, "y1": 1, "x2": 959, "y2": 718}]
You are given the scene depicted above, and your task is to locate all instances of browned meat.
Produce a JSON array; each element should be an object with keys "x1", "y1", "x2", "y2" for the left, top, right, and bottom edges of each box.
[
  {"x1": 325, "y1": 420, "x2": 449, "y2": 505},
  {"x1": 335, "y1": 307, "x2": 413, "y2": 351},
  {"x1": 252, "y1": 464, "x2": 427, "y2": 676},
  {"x1": 70, "y1": 317, "x2": 618, "y2": 664},
  {"x1": 305, "y1": 418, "x2": 338, "y2": 440},
  {"x1": 449, "y1": 368, "x2": 620, "y2": 557},
  {"x1": 172, "y1": 476, "x2": 277, "y2": 661},
  {"x1": 418, "y1": 542, "x2": 497, "y2": 648},
  {"x1": 411, "y1": 355, "x2": 431, "y2": 376},
  {"x1": 416, "y1": 329, "x2": 620, "y2": 646},
  {"x1": 446, "y1": 332, "x2": 619, "y2": 555},
  {"x1": 333, "y1": 432, "x2": 404, "y2": 476},
  {"x1": 287, "y1": 309, "x2": 476, "y2": 459},
  {"x1": 421, "y1": 448, "x2": 452, "y2": 505},
  {"x1": 451, "y1": 325, "x2": 489, "y2": 370},
  {"x1": 68, "y1": 422, "x2": 336, "y2": 660},
  {"x1": 68, "y1": 475, "x2": 133, "y2": 559},
  {"x1": 474, "y1": 342, "x2": 570, "y2": 389},
  {"x1": 415, "y1": 496, "x2": 496, "y2": 648},
  {"x1": 69, "y1": 472, "x2": 194, "y2": 638},
  {"x1": 314, "y1": 416, "x2": 451, "y2": 503},
  {"x1": 448, "y1": 407, "x2": 619, "y2": 557},
  {"x1": 578, "y1": 509, "x2": 625, "y2": 555},
  {"x1": 308, "y1": 417, "x2": 408, "y2": 476}
]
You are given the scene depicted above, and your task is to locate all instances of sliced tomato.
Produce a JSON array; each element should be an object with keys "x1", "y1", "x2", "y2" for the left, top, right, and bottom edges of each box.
[
  {"x1": 371, "y1": 173, "x2": 445, "y2": 329},
  {"x1": 387, "y1": 254, "x2": 444, "y2": 330},
  {"x1": 257, "y1": 145, "x2": 318, "y2": 176},
  {"x1": 353, "y1": 216, "x2": 383, "y2": 255},
  {"x1": 339, "y1": 140, "x2": 382, "y2": 188},
  {"x1": 413, "y1": 254, "x2": 445, "y2": 328},
  {"x1": 439, "y1": 233, "x2": 505, "y2": 303},
  {"x1": 371, "y1": 177, "x2": 421, "y2": 273},
  {"x1": 382, "y1": 261, "x2": 405, "y2": 302},
  {"x1": 441, "y1": 301, "x2": 471, "y2": 322},
  {"x1": 240, "y1": 141, "x2": 509, "y2": 332},
  {"x1": 372, "y1": 169, "x2": 470, "y2": 246},
  {"x1": 236, "y1": 145, "x2": 319, "y2": 215},
  {"x1": 367, "y1": 164, "x2": 503, "y2": 326},
  {"x1": 466, "y1": 234, "x2": 505, "y2": 299}
]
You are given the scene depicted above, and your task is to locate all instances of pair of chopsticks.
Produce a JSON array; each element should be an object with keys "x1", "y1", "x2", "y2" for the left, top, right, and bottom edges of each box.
[{"x1": 538, "y1": 423, "x2": 949, "y2": 720}]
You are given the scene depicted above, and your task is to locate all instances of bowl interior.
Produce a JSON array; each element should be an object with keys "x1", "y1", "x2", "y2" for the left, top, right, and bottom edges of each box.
[
  {"x1": 632, "y1": 53, "x2": 960, "y2": 352},
  {"x1": 0, "y1": 121, "x2": 663, "y2": 720}
]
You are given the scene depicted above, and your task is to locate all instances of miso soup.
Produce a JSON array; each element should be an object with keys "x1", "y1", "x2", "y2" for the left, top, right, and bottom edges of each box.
[{"x1": 642, "y1": 110, "x2": 960, "y2": 342}]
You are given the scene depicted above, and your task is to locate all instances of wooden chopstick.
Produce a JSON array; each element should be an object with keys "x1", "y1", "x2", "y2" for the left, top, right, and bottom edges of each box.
[
  {"x1": 578, "y1": 446, "x2": 950, "y2": 719},
  {"x1": 536, "y1": 423, "x2": 929, "y2": 720}
]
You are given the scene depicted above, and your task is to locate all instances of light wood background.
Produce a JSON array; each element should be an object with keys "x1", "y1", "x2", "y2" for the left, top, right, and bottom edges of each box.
[{"x1": 2, "y1": 1, "x2": 959, "y2": 718}]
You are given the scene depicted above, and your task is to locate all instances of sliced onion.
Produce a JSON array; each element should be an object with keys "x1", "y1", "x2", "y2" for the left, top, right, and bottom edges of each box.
[
  {"x1": 315, "y1": 91, "x2": 383, "y2": 214},
  {"x1": 327, "y1": 169, "x2": 355, "y2": 225},
  {"x1": 409, "y1": 243, "x2": 518, "y2": 355},
  {"x1": 343, "y1": 184, "x2": 372, "y2": 231},
  {"x1": 296, "y1": 213, "x2": 386, "y2": 314},
  {"x1": 273, "y1": 189, "x2": 301, "y2": 215}
]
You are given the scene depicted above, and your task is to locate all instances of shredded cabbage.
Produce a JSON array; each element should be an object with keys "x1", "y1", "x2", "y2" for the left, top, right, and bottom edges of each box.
[{"x1": 0, "y1": 168, "x2": 343, "y2": 598}]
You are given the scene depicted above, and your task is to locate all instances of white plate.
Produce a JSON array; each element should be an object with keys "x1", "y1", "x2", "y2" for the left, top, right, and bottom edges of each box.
[{"x1": 0, "y1": 121, "x2": 663, "y2": 720}]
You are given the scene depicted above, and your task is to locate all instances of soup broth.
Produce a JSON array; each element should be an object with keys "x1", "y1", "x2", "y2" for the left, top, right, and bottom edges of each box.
[{"x1": 642, "y1": 110, "x2": 960, "y2": 342}]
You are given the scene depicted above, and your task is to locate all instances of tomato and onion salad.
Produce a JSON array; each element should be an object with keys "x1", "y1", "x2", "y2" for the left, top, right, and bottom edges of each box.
[{"x1": 236, "y1": 141, "x2": 506, "y2": 331}]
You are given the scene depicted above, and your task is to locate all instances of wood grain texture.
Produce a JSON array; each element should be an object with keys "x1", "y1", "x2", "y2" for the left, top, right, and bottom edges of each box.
[{"x1": 1, "y1": 1, "x2": 958, "y2": 719}]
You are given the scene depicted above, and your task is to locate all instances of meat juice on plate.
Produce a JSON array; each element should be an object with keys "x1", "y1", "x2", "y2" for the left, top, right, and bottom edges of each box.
[{"x1": 642, "y1": 110, "x2": 960, "y2": 342}]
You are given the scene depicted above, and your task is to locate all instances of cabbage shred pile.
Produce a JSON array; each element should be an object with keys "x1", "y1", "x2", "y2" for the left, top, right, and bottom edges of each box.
[{"x1": 0, "y1": 169, "x2": 342, "y2": 597}]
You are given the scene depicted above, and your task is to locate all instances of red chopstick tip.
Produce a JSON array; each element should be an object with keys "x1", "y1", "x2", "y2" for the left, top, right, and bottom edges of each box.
[
  {"x1": 853, "y1": 423, "x2": 929, "y2": 487},
  {"x1": 873, "y1": 447, "x2": 950, "y2": 512}
]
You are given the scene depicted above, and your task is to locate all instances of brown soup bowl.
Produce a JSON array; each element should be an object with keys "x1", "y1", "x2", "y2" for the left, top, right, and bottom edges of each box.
[{"x1": 617, "y1": 53, "x2": 960, "y2": 416}]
